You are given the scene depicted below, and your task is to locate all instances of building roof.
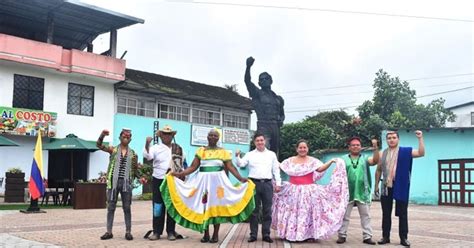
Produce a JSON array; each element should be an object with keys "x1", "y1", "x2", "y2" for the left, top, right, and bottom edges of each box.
[
  {"x1": 446, "y1": 101, "x2": 474, "y2": 110},
  {"x1": 0, "y1": 0, "x2": 144, "y2": 50},
  {"x1": 117, "y1": 69, "x2": 253, "y2": 111}
]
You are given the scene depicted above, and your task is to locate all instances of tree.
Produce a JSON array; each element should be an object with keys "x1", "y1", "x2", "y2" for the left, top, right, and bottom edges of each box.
[
  {"x1": 279, "y1": 120, "x2": 337, "y2": 160},
  {"x1": 278, "y1": 69, "x2": 455, "y2": 155},
  {"x1": 356, "y1": 69, "x2": 455, "y2": 135},
  {"x1": 304, "y1": 110, "x2": 354, "y2": 148}
]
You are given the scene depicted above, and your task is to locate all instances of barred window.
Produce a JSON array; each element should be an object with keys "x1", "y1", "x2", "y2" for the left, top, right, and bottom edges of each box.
[
  {"x1": 67, "y1": 83, "x2": 94, "y2": 116},
  {"x1": 223, "y1": 113, "x2": 249, "y2": 129},
  {"x1": 192, "y1": 108, "x2": 221, "y2": 126},
  {"x1": 117, "y1": 97, "x2": 155, "y2": 117},
  {"x1": 159, "y1": 103, "x2": 190, "y2": 121},
  {"x1": 13, "y1": 74, "x2": 44, "y2": 110},
  {"x1": 138, "y1": 100, "x2": 156, "y2": 117}
]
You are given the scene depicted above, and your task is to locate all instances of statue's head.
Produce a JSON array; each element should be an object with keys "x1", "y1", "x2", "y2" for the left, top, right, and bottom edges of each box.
[{"x1": 258, "y1": 72, "x2": 273, "y2": 88}]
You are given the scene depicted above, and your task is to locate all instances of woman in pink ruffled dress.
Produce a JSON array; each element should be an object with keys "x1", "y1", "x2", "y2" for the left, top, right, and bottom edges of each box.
[{"x1": 272, "y1": 139, "x2": 349, "y2": 242}]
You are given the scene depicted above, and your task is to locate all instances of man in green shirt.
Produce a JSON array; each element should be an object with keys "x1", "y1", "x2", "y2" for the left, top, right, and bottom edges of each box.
[{"x1": 337, "y1": 137, "x2": 379, "y2": 245}]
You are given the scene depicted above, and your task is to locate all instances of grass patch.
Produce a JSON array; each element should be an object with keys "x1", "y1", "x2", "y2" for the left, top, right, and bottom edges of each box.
[
  {"x1": 0, "y1": 204, "x2": 72, "y2": 211},
  {"x1": 137, "y1": 193, "x2": 153, "y2": 201}
]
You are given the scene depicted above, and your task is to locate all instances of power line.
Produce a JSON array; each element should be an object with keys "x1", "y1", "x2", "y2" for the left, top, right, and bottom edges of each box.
[
  {"x1": 285, "y1": 81, "x2": 473, "y2": 98},
  {"x1": 286, "y1": 105, "x2": 358, "y2": 114},
  {"x1": 186, "y1": 1, "x2": 474, "y2": 23},
  {"x1": 283, "y1": 74, "x2": 474, "y2": 94},
  {"x1": 285, "y1": 86, "x2": 473, "y2": 112},
  {"x1": 287, "y1": 90, "x2": 373, "y2": 99},
  {"x1": 417, "y1": 86, "x2": 474, "y2": 98},
  {"x1": 287, "y1": 101, "x2": 362, "y2": 111},
  {"x1": 405, "y1": 73, "x2": 474, "y2": 81}
]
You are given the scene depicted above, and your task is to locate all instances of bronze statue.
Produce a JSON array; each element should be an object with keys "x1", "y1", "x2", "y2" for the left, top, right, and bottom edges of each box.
[{"x1": 244, "y1": 57, "x2": 285, "y2": 156}]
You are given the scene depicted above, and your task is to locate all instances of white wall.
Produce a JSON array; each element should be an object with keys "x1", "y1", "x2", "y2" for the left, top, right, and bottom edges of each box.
[
  {"x1": 446, "y1": 104, "x2": 474, "y2": 127},
  {"x1": 0, "y1": 61, "x2": 116, "y2": 187},
  {"x1": 0, "y1": 136, "x2": 48, "y2": 194}
]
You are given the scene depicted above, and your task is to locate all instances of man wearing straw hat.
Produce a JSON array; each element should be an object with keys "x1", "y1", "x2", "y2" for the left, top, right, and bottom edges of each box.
[{"x1": 144, "y1": 125, "x2": 185, "y2": 241}]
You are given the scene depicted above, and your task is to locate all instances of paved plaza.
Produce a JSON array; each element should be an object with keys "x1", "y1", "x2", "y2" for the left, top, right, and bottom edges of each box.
[{"x1": 0, "y1": 201, "x2": 473, "y2": 247}]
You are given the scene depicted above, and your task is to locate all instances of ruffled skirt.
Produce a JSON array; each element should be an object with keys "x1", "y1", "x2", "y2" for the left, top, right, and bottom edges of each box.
[
  {"x1": 161, "y1": 171, "x2": 255, "y2": 232},
  {"x1": 271, "y1": 160, "x2": 348, "y2": 241}
]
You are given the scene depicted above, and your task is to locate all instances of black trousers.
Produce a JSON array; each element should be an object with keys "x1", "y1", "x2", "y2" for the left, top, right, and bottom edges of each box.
[
  {"x1": 380, "y1": 187, "x2": 409, "y2": 239},
  {"x1": 249, "y1": 179, "x2": 273, "y2": 238},
  {"x1": 152, "y1": 177, "x2": 176, "y2": 235}
]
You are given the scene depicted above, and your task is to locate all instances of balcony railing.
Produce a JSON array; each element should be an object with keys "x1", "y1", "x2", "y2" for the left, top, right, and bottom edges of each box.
[{"x1": 0, "y1": 33, "x2": 125, "y2": 81}]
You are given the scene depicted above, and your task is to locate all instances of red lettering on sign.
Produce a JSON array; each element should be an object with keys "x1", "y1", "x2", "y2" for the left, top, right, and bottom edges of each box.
[
  {"x1": 14, "y1": 110, "x2": 52, "y2": 122},
  {"x1": 15, "y1": 111, "x2": 23, "y2": 119}
]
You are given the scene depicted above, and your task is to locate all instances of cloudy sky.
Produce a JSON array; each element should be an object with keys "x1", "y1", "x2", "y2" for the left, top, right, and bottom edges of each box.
[{"x1": 84, "y1": 0, "x2": 473, "y2": 126}]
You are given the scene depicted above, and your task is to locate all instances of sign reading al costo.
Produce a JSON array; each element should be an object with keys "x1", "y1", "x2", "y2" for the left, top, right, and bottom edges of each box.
[{"x1": 0, "y1": 106, "x2": 57, "y2": 137}]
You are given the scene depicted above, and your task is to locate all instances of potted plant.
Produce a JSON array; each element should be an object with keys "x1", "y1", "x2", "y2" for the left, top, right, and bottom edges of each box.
[
  {"x1": 5, "y1": 167, "x2": 26, "y2": 203},
  {"x1": 135, "y1": 161, "x2": 153, "y2": 194}
]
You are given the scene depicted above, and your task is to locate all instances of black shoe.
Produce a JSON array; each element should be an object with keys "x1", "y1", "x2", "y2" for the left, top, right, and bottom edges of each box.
[
  {"x1": 175, "y1": 233, "x2": 186, "y2": 239},
  {"x1": 100, "y1": 232, "x2": 113, "y2": 240},
  {"x1": 200, "y1": 236, "x2": 210, "y2": 243},
  {"x1": 400, "y1": 238, "x2": 411, "y2": 247},
  {"x1": 247, "y1": 236, "x2": 257, "y2": 243},
  {"x1": 263, "y1": 236, "x2": 274, "y2": 243},
  {"x1": 363, "y1": 238, "x2": 376, "y2": 245},
  {"x1": 336, "y1": 237, "x2": 346, "y2": 244},
  {"x1": 210, "y1": 237, "x2": 219, "y2": 243},
  {"x1": 148, "y1": 233, "x2": 160, "y2": 240},
  {"x1": 167, "y1": 233, "x2": 176, "y2": 241},
  {"x1": 125, "y1": 233, "x2": 133, "y2": 241},
  {"x1": 377, "y1": 237, "x2": 390, "y2": 245},
  {"x1": 248, "y1": 236, "x2": 257, "y2": 242}
]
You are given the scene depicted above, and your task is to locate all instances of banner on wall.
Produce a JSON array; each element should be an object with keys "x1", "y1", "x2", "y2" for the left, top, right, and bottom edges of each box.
[
  {"x1": 191, "y1": 125, "x2": 222, "y2": 146},
  {"x1": 153, "y1": 121, "x2": 159, "y2": 145},
  {"x1": 0, "y1": 106, "x2": 57, "y2": 137},
  {"x1": 223, "y1": 128, "x2": 250, "y2": 145}
]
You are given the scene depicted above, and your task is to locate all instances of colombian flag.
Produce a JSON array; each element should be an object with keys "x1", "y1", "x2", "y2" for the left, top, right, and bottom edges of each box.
[{"x1": 28, "y1": 134, "x2": 44, "y2": 200}]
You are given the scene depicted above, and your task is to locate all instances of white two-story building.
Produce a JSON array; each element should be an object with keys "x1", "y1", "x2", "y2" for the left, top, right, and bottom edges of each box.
[{"x1": 0, "y1": 1, "x2": 143, "y2": 192}]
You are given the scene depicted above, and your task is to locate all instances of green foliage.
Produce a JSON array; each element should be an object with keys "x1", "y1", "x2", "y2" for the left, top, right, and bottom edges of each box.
[
  {"x1": 370, "y1": 70, "x2": 417, "y2": 121},
  {"x1": 132, "y1": 161, "x2": 153, "y2": 188},
  {"x1": 279, "y1": 120, "x2": 337, "y2": 160},
  {"x1": 0, "y1": 204, "x2": 72, "y2": 210},
  {"x1": 357, "y1": 69, "x2": 455, "y2": 134},
  {"x1": 137, "y1": 193, "x2": 153, "y2": 201},
  {"x1": 6, "y1": 167, "x2": 23, "y2": 173},
  {"x1": 279, "y1": 69, "x2": 455, "y2": 154}
]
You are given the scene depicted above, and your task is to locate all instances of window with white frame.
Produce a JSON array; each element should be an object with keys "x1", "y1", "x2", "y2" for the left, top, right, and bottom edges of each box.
[
  {"x1": 192, "y1": 105, "x2": 221, "y2": 125},
  {"x1": 117, "y1": 96, "x2": 155, "y2": 117},
  {"x1": 159, "y1": 103, "x2": 190, "y2": 121},
  {"x1": 223, "y1": 113, "x2": 249, "y2": 129}
]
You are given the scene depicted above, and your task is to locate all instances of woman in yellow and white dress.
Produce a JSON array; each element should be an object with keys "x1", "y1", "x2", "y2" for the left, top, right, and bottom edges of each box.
[{"x1": 161, "y1": 129, "x2": 255, "y2": 243}]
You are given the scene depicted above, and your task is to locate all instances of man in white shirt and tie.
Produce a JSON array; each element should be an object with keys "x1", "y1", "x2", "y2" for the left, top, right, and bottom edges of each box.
[{"x1": 235, "y1": 133, "x2": 281, "y2": 243}]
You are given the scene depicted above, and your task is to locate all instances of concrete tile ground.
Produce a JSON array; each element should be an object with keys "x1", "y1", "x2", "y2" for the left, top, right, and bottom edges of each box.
[{"x1": 0, "y1": 201, "x2": 473, "y2": 247}]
